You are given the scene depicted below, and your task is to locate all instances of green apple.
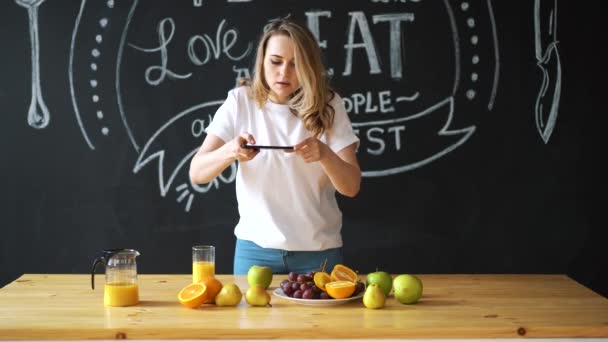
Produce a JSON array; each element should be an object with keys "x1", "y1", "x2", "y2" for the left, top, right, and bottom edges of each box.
[
  {"x1": 393, "y1": 274, "x2": 423, "y2": 304},
  {"x1": 247, "y1": 265, "x2": 273, "y2": 289},
  {"x1": 363, "y1": 283, "x2": 386, "y2": 309},
  {"x1": 366, "y1": 271, "x2": 392, "y2": 296}
]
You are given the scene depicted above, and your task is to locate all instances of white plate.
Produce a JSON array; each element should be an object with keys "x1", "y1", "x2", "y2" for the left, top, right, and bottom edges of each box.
[{"x1": 272, "y1": 288, "x2": 363, "y2": 306}]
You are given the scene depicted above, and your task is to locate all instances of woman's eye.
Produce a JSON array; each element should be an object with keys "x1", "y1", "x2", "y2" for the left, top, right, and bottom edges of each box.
[{"x1": 270, "y1": 60, "x2": 281, "y2": 65}]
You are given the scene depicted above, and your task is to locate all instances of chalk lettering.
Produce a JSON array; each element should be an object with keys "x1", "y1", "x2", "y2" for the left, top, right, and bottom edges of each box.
[
  {"x1": 366, "y1": 127, "x2": 385, "y2": 155},
  {"x1": 343, "y1": 12, "x2": 381, "y2": 76},
  {"x1": 232, "y1": 66, "x2": 251, "y2": 87},
  {"x1": 379, "y1": 90, "x2": 395, "y2": 112},
  {"x1": 187, "y1": 19, "x2": 252, "y2": 66},
  {"x1": 357, "y1": 124, "x2": 407, "y2": 156},
  {"x1": 191, "y1": 114, "x2": 214, "y2": 138},
  {"x1": 388, "y1": 125, "x2": 406, "y2": 150},
  {"x1": 129, "y1": 18, "x2": 192, "y2": 86},
  {"x1": 130, "y1": 18, "x2": 251, "y2": 86},
  {"x1": 305, "y1": 11, "x2": 332, "y2": 48},
  {"x1": 343, "y1": 90, "x2": 395, "y2": 114},
  {"x1": 372, "y1": 13, "x2": 415, "y2": 79},
  {"x1": 191, "y1": 163, "x2": 237, "y2": 194}
]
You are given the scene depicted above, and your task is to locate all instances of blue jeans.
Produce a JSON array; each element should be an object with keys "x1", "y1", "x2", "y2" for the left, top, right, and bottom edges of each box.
[{"x1": 233, "y1": 239, "x2": 343, "y2": 275}]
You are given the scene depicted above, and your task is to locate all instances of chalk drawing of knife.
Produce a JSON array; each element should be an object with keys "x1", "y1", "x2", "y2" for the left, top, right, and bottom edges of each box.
[
  {"x1": 534, "y1": 0, "x2": 561, "y2": 144},
  {"x1": 15, "y1": 0, "x2": 50, "y2": 129}
]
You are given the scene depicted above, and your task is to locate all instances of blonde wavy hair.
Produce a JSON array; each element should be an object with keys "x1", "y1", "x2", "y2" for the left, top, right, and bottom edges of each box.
[{"x1": 245, "y1": 18, "x2": 335, "y2": 138}]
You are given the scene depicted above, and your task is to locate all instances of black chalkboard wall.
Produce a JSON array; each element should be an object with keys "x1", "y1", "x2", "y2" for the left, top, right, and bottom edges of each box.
[{"x1": 1, "y1": 0, "x2": 605, "y2": 296}]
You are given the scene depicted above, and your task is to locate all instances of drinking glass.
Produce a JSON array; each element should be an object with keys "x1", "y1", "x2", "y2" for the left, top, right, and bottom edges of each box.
[{"x1": 192, "y1": 245, "x2": 215, "y2": 283}]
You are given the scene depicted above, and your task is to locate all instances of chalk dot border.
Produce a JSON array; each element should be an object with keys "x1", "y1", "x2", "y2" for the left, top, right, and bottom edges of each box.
[
  {"x1": 89, "y1": 1, "x2": 115, "y2": 136},
  {"x1": 460, "y1": 1, "x2": 480, "y2": 101}
]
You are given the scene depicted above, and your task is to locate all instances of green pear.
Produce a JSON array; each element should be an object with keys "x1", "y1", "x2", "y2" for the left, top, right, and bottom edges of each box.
[
  {"x1": 363, "y1": 284, "x2": 386, "y2": 309},
  {"x1": 214, "y1": 283, "x2": 243, "y2": 306},
  {"x1": 393, "y1": 274, "x2": 423, "y2": 304},
  {"x1": 245, "y1": 285, "x2": 271, "y2": 306},
  {"x1": 247, "y1": 265, "x2": 273, "y2": 289},
  {"x1": 366, "y1": 271, "x2": 392, "y2": 296}
]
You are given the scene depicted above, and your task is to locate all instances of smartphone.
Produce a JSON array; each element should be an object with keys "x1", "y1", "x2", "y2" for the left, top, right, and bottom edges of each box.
[{"x1": 242, "y1": 144, "x2": 293, "y2": 150}]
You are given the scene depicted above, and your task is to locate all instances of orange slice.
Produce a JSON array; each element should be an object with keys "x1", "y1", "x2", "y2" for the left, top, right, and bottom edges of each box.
[
  {"x1": 178, "y1": 283, "x2": 208, "y2": 308},
  {"x1": 198, "y1": 277, "x2": 223, "y2": 304},
  {"x1": 330, "y1": 264, "x2": 358, "y2": 283},
  {"x1": 313, "y1": 272, "x2": 331, "y2": 291},
  {"x1": 325, "y1": 281, "x2": 356, "y2": 299}
]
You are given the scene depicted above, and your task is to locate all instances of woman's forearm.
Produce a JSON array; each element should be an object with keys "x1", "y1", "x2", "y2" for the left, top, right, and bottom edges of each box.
[
  {"x1": 320, "y1": 146, "x2": 361, "y2": 197},
  {"x1": 189, "y1": 144, "x2": 235, "y2": 184}
]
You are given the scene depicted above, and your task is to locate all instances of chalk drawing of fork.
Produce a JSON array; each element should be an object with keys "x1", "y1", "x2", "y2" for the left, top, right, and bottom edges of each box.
[
  {"x1": 534, "y1": 0, "x2": 561, "y2": 144},
  {"x1": 16, "y1": 0, "x2": 50, "y2": 129}
]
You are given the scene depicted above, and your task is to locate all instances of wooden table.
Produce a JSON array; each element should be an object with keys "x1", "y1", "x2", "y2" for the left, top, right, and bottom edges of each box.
[{"x1": 0, "y1": 274, "x2": 607, "y2": 340}]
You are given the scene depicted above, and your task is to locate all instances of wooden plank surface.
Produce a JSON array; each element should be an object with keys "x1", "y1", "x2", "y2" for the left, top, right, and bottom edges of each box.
[{"x1": 0, "y1": 274, "x2": 607, "y2": 340}]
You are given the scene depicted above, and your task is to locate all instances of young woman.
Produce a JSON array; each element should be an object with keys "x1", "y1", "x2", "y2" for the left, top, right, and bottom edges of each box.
[{"x1": 189, "y1": 18, "x2": 361, "y2": 274}]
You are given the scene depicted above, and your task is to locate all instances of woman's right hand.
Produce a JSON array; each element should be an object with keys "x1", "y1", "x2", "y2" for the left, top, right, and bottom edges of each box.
[
  {"x1": 190, "y1": 132, "x2": 258, "y2": 184},
  {"x1": 228, "y1": 133, "x2": 259, "y2": 163}
]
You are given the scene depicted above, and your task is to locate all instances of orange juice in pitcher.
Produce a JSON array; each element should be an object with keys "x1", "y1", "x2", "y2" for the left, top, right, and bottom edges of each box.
[{"x1": 104, "y1": 282, "x2": 139, "y2": 306}]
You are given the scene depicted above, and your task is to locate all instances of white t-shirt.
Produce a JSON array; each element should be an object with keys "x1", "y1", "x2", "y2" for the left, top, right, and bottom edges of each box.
[{"x1": 205, "y1": 86, "x2": 359, "y2": 251}]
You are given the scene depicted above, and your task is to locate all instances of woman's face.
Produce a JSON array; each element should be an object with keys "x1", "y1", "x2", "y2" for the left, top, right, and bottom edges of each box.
[{"x1": 263, "y1": 34, "x2": 300, "y2": 104}]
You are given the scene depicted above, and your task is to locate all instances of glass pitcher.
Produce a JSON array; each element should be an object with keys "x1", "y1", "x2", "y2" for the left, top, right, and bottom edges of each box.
[{"x1": 91, "y1": 248, "x2": 140, "y2": 307}]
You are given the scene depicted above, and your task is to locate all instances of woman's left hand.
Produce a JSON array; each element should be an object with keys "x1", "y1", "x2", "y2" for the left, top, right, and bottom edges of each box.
[
  {"x1": 292, "y1": 137, "x2": 328, "y2": 163},
  {"x1": 291, "y1": 137, "x2": 361, "y2": 197}
]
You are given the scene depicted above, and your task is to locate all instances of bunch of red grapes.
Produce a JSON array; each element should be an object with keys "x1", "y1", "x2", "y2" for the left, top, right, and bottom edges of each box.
[{"x1": 279, "y1": 271, "x2": 365, "y2": 300}]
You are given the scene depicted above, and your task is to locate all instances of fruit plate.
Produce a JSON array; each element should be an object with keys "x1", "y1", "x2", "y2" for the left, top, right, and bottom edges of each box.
[{"x1": 272, "y1": 288, "x2": 363, "y2": 306}]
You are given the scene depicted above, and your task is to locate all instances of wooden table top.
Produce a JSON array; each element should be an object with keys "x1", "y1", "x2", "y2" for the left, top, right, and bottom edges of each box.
[{"x1": 0, "y1": 274, "x2": 607, "y2": 340}]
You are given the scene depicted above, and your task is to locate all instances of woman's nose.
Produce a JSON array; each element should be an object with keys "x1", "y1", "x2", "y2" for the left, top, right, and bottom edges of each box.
[{"x1": 279, "y1": 64, "x2": 289, "y2": 77}]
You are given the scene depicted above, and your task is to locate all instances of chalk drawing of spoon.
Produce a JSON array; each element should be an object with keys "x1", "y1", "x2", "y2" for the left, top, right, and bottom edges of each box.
[
  {"x1": 534, "y1": 0, "x2": 561, "y2": 144},
  {"x1": 15, "y1": 0, "x2": 50, "y2": 129}
]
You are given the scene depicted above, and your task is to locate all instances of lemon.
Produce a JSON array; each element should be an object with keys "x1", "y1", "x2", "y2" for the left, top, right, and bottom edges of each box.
[{"x1": 313, "y1": 272, "x2": 331, "y2": 291}]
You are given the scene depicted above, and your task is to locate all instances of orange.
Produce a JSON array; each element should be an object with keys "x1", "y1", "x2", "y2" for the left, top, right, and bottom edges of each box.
[
  {"x1": 178, "y1": 283, "x2": 207, "y2": 308},
  {"x1": 325, "y1": 281, "x2": 356, "y2": 299},
  {"x1": 199, "y1": 277, "x2": 223, "y2": 304},
  {"x1": 330, "y1": 264, "x2": 359, "y2": 283},
  {"x1": 313, "y1": 272, "x2": 332, "y2": 291}
]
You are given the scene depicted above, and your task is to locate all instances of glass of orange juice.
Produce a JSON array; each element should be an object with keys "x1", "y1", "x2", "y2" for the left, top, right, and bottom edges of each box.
[{"x1": 192, "y1": 245, "x2": 215, "y2": 283}]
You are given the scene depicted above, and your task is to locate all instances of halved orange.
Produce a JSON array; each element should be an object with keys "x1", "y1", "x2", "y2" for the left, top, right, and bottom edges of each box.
[
  {"x1": 178, "y1": 283, "x2": 208, "y2": 308},
  {"x1": 325, "y1": 281, "x2": 356, "y2": 299},
  {"x1": 330, "y1": 264, "x2": 359, "y2": 283},
  {"x1": 198, "y1": 277, "x2": 223, "y2": 304},
  {"x1": 313, "y1": 272, "x2": 331, "y2": 291}
]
